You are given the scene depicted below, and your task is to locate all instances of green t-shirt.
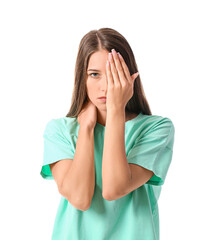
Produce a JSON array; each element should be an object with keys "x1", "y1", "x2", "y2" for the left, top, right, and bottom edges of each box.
[{"x1": 40, "y1": 112, "x2": 175, "y2": 240}]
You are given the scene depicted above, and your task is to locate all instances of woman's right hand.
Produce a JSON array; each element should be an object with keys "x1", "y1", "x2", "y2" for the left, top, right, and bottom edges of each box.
[{"x1": 77, "y1": 97, "x2": 97, "y2": 130}]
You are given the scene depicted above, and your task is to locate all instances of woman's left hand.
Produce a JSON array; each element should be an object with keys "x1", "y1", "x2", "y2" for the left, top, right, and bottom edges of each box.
[{"x1": 106, "y1": 49, "x2": 139, "y2": 111}]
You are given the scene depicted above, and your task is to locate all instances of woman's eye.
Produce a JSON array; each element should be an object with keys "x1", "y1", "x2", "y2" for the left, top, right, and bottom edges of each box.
[{"x1": 90, "y1": 73, "x2": 99, "y2": 77}]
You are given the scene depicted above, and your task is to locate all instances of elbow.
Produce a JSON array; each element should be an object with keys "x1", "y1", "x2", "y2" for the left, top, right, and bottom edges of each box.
[
  {"x1": 58, "y1": 180, "x2": 68, "y2": 199},
  {"x1": 102, "y1": 183, "x2": 130, "y2": 201},
  {"x1": 59, "y1": 183, "x2": 91, "y2": 211},
  {"x1": 102, "y1": 190, "x2": 116, "y2": 201},
  {"x1": 68, "y1": 194, "x2": 91, "y2": 211},
  {"x1": 81, "y1": 204, "x2": 91, "y2": 211},
  {"x1": 58, "y1": 178, "x2": 91, "y2": 211}
]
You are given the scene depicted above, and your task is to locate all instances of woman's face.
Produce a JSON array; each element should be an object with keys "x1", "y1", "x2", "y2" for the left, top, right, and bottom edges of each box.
[{"x1": 86, "y1": 49, "x2": 109, "y2": 111}]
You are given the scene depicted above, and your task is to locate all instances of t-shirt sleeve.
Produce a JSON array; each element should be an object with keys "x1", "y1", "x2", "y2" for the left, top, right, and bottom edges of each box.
[
  {"x1": 40, "y1": 119, "x2": 75, "y2": 180},
  {"x1": 127, "y1": 117, "x2": 175, "y2": 186}
]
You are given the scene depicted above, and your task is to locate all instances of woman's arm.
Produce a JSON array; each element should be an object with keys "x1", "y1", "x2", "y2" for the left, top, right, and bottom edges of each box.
[
  {"x1": 102, "y1": 108, "x2": 154, "y2": 201},
  {"x1": 50, "y1": 125, "x2": 95, "y2": 211},
  {"x1": 102, "y1": 108, "x2": 132, "y2": 200}
]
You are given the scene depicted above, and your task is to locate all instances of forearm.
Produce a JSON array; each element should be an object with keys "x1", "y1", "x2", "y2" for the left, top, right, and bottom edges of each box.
[
  {"x1": 61, "y1": 126, "x2": 95, "y2": 209},
  {"x1": 102, "y1": 109, "x2": 132, "y2": 198}
]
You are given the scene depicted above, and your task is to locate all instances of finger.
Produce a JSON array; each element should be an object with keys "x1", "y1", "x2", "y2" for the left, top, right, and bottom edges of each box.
[
  {"x1": 118, "y1": 53, "x2": 133, "y2": 83},
  {"x1": 106, "y1": 59, "x2": 114, "y2": 86},
  {"x1": 111, "y1": 49, "x2": 127, "y2": 85},
  {"x1": 109, "y1": 51, "x2": 120, "y2": 86},
  {"x1": 131, "y1": 72, "x2": 139, "y2": 82}
]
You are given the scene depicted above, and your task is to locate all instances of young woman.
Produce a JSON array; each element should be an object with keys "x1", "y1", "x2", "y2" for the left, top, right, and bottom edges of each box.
[{"x1": 40, "y1": 27, "x2": 175, "y2": 240}]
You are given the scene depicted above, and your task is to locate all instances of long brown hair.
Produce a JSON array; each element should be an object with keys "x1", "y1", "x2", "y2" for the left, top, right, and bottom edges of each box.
[{"x1": 66, "y1": 27, "x2": 152, "y2": 118}]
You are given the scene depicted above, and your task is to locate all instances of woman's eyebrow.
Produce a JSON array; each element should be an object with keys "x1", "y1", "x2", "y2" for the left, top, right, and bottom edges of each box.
[{"x1": 87, "y1": 69, "x2": 101, "y2": 72}]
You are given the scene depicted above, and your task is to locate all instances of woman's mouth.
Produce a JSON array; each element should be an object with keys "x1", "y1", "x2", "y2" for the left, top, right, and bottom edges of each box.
[{"x1": 98, "y1": 97, "x2": 106, "y2": 102}]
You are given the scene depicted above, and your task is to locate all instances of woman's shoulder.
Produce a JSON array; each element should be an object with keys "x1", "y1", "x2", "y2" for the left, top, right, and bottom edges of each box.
[
  {"x1": 139, "y1": 113, "x2": 174, "y2": 125},
  {"x1": 44, "y1": 116, "x2": 79, "y2": 136},
  {"x1": 136, "y1": 113, "x2": 175, "y2": 133}
]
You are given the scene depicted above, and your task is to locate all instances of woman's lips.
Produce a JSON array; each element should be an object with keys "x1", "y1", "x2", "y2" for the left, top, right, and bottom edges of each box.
[{"x1": 98, "y1": 97, "x2": 106, "y2": 102}]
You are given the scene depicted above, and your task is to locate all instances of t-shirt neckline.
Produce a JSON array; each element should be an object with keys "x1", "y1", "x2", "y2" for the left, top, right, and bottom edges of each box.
[{"x1": 95, "y1": 112, "x2": 142, "y2": 131}]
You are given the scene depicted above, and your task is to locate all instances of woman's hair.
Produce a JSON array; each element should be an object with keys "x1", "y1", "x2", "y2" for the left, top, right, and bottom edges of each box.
[{"x1": 66, "y1": 27, "x2": 152, "y2": 118}]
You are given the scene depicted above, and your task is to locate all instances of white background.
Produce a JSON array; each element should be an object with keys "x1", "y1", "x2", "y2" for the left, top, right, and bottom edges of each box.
[{"x1": 0, "y1": 0, "x2": 219, "y2": 239}]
